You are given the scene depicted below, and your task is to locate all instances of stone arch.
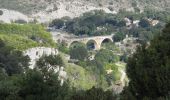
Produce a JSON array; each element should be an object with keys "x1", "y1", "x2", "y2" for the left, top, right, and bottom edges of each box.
[
  {"x1": 101, "y1": 38, "x2": 113, "y2": 44},
  {"x1": 86, "y1": 39, "x2": 100, "y2": 50},
  {"x1": 69, "y1": 41, "x2": 83, "y2": 49},
  {"x1": 100, "y1": 38, "x2": 113, "y2": 48}
]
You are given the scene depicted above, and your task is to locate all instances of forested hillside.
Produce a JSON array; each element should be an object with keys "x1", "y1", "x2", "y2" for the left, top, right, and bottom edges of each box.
[
  {"x1": 0, "y1": 22, "x2": 170, "y2": 100},
  {"x1": 0, "y1": 0, "x2": 170, "y2": 99}
]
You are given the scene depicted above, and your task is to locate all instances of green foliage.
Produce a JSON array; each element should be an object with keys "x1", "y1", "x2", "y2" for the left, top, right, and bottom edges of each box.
[
  {"x1": 0, "y1": 23, "x2": 55, "y2": 50},
  {"x1": 128, "y1": 26, "x2": 161, "y2": 42},
  {"x1": 113, "y1": 32, "x2": 126, "y2": 42},
  {"x1": 19, "y1": 69, "x2": 69, "y2": 100},
  {"x1": 35, "y1": 54, "x2": 64, "y2": 82},
  {"x1": 58, "y1": 41, "x2": 69, "y2": 54},
  {"x1": 0, "y1": 40, "x2": 30, "y2": 75},
  {"x1": 50, "y1": 19, "x2": 65, "y2": 29},
  {"x1": 120, "y1": 53, "x2": 128, "y2": 63},
  {"x1": 36, "y1": 55, "x2": 64, "y2": 68},
  {"x1": 70, "y1": 43, "x2": 88, "y2": 61},
  {"x1": 139, "y1": 19, "x2": 150, "y2": 28},
  {"x1": 0, "y1": 40, "x2": 117, "y2": 99},
  {"x1": 70, "y1": 87, "x2": 115, "y2": 100},
  {"x1": 105, "y1": 63, "x2": 121, "y2": 81},
  {"x1": 0, "y1": 75, "x2": 22, "y2": 100},
  {"x1": 50, "y1": 10, "x2": 169, "y2": 46},
  {"x1": 95, "y1": 49, "x2": 118, "y2": 66},
  {"x1": 121, "y1": 23, "x2": 170, "y2": 99},
  {"x1": 101, "y1": 42, "x2": 118, "y2": 51},
  {"x1": 0, "y1": 10, "x2": 3, "y2": 15},
  {"x1": 52, "y1": 10, "x2": 125, "y2": 36},
  {"x1": 0, "y1": 54, "x2": 69, "y2": 100},
  {"x1": 65, "y1": 64, "x2": 96, "y2": 90},
  {"x1": 0, "y1": 34, "x2": 38, "y2": 50},
  {"x1": 69, "y1": 42, "x2": 85, "y2": 49},
  {"x1": 82, "y1": 49, "x2": 120, "y2": 84},
  {"x1": 117, "y1": 20, "x2": 126, "y2": 27}
]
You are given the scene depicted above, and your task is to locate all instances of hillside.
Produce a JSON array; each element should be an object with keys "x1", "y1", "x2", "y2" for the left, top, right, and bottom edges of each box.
[
  {"x1": 0, "y1": 24, "x2": 55, "y2": 50},
  {"x1": 0, "y1": 0, "x2": 169, "y2": 23}
]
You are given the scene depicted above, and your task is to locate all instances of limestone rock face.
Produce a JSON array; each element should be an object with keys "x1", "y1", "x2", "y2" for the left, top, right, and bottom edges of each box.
[
  {"x1": 0, "y1": 9, "x2": 30, "y2": 23},
  {"x1": 24, "y1": 47, "x2": 67, "y2": 85},
  {"x1": 24, "y1": 47, "x2": 58, "y2": 69}
]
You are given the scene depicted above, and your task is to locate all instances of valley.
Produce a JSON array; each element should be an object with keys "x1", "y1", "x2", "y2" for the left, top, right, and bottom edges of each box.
[{"x1": 0, "y1": 0, "x2": 170, "y2": 99}]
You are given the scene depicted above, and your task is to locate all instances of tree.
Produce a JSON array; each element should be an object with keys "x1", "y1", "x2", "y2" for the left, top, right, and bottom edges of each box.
[
  {"x1": 0, "y1": 54, "x2": 70, "y2": 100},
  {"x1": 0, "y1": 40, "x2": 30, "y2": 75},
  {"x1": 50, "y1": 19, "x2": 65, "y2": 29},
  {"x1": 70, "y1": 87, "x2": 115, "y2": 100},
  {"x1": 19, "y1": 55, "x2": 69, "y2": 100},
  {"x1": 95, "y1": 49, "x2": 117, "y2": 66},
  {"x1": 0, "y1": 10, "x2": 3, "y2": 15},
  {"x1": 113, "y1": 32, "x2": 126, "y2": 42},
  {"x1": 58, "y1": 41, "x2": 69, "y2": 54},
  {"x1": 105, "y1": 63, "x2": 120, "y2": 86},
  {"x1": 0, "y1": 75, "x2": 22, "y2": 100},
  {"x1": 70, "y1": 44, "x2": 88, "y2": 61},
  {"x1": 117, "y1": 20, "x2": 126, "y2": 27},
  {"x1": 93, "y1": 49, "x2": 119, "y2": 75},
  {"x1": 36, "y1": 55, "x2": 64, "y2": 68},
  {"x1": 19, "y1": 69, "x2": 69, "y2": 100},
  {"x1": 121, "y1": 23, "x2": 170, "y2": 99},
  {"x1": 139, "y1": 18, "x2": 150, "y2": 28}
]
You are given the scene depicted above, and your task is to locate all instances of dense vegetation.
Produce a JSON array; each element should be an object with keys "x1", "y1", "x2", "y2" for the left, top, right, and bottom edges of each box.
[
  {"x1": 69, "y1": 42, "x2": 88, "y2": 61},
  {"x1": 1, "y1": 23, "x2": 170, "y2": 100},
  {"x1": 70, "y1": 87, "x2": 115, "y2": 100},
  {"x1": 0, "y1": 39, "x2": 117, "y2": 100},
  {"x1": 55, "y1": 36, "x2": 122, "y2": 90},
  {"x1": 0, "y1": 24, "x2": 55, "y2": 50},
  {"x1": 0, "y1": 5, "x2": 170, "y2": 99},
  {"x1": 68, "y1": 41, "x2": 121, "y2": 88},
  {"x1": 0, "y1": 39, "x2": 30, "y2": 75},
  {"x1": 0, "y1": 48, "x2": 69, "y2": 100},
  {"x1": 50, "y1": 9, "x2": 169, "y2": 43},
  {"x1": 121, "y1": 23, "x2": 170, "y2": 99}
]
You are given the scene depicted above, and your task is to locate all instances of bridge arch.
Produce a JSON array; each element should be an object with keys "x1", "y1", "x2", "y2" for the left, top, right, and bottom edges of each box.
[
  {"x1": 101, "y1": 38, "x2": 113, "y2": 44},
  {"x1": 65, "y1": 34, "x2": 115, "y2": 50},
  {"x1": 100, "y1": 38, "x2": 113, "y2": 46},
  {"x1": 69, "y1": 41, "x2": 84, "y2": 49},
  {"x1": 86, "y1": 39, "x2": 100, "y2": 50}
]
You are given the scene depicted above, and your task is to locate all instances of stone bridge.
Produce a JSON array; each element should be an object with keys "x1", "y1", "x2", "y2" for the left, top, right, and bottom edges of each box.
[
  {"x1": 51, "y1": 30, "x2": 115, "y2": 50},
  {"x1": 65, "y1": 34, "x2": 115, "y2": 50}
]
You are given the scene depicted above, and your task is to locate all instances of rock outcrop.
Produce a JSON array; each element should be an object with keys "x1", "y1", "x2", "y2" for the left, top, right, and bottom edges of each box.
[{"x1": 24, "y1": 47, "x2": 58, "y2": 69}]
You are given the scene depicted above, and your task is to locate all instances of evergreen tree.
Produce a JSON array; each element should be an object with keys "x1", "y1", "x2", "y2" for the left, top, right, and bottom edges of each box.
[{"x1": 121, "y1": 23, "x2": 170, "y2": 99}]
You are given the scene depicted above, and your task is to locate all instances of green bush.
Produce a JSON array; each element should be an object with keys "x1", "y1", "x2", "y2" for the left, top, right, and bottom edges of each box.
[
  {"x1": 0, "y1": 24, "x2": 55, "y2": 50},
  {"x1": 70, "y1": 45, "x2": 88, "y2": 61}
]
